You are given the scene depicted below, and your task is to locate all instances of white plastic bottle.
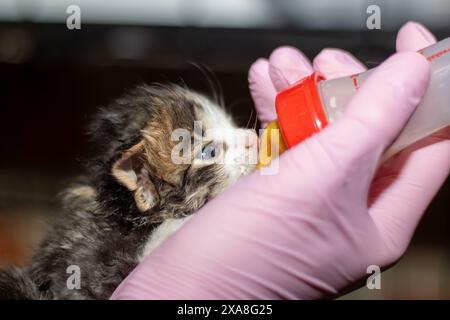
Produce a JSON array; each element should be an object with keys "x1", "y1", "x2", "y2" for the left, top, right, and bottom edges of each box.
[
  {"x1": 319, "y1": 37, "x2": 450, "y2": 160},
  {"x1": 258, "y1": 37, "x2": 450, "y2": 167}
]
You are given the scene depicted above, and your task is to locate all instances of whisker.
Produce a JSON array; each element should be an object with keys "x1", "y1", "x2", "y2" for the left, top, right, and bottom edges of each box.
[
  {"x1": 186, "y1": 61, "x2": 226, "y2": 110},
  {"x1": 252, "y1": 111, "x2": 258, "y2": 131},
  {"x1": 245, "y1": 109, "x2": 254, "y2": 129},
  {"x1": 177, "y1": 76, "x2": 191, "y2": 91},
  {"x1": 202, "y1": 65, "x2": 226, "y2": 110}
]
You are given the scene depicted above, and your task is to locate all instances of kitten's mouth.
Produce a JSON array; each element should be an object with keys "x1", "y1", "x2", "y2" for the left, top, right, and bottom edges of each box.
[{"x1": 239, "y1": 163, "x2": 256, "y2": 177}]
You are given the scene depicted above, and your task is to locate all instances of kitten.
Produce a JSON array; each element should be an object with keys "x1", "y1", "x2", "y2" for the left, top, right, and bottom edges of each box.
[{"x1": 0, "y1": 84, "x2": 258, "y2": 299}]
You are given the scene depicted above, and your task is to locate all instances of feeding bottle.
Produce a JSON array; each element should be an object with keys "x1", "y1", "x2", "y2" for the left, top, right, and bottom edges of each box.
[{"x1": 257, "y1": 37, "x2": 450, "y2": 168}]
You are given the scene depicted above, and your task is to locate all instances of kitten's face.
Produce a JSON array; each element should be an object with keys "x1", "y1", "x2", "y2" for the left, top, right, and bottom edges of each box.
[
  {"x1": 108, "y1": 85, "x2": 258, "y2": 222},
  {"x1": 188, "y1": 92, "x2": 258, "y2": 186}
]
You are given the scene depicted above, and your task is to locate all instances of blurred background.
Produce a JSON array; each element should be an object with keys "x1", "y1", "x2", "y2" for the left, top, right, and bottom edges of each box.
[{"x1": 0, "y1": 0, "x2": 449, "y2": 299}]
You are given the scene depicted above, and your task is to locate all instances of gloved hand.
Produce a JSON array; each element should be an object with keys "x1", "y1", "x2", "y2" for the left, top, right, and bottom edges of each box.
[{"x1": 111, "y1": 22, "x2": 449, "y2": 300}]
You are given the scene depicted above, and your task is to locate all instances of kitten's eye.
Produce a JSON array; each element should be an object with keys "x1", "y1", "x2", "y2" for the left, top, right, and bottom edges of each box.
[{"x1": 196, "y1": 143, "x2": 220, "y2": 161}]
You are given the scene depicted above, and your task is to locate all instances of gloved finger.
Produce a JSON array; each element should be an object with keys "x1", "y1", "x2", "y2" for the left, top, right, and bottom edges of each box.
[
  {"x1": 315, "y1": 52, "x2": 430, "y2": 173},
  {"x1": 396, "y1": 21, "x2": 437, "y2": 52},
  {"x1": 313, "y1": 48, "x2": 367, "y2": 79},
  {"x1": 248, "y1": 58, "x2": 278, "y2": 127},
  {"x1": 268, "y1": 46, "x2": 313, "y2": 92}
]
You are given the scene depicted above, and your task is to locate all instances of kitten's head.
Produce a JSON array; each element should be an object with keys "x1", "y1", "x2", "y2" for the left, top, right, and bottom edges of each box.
[{"x1": 88, "y1": 84, "x2": 257, "y2": 225}]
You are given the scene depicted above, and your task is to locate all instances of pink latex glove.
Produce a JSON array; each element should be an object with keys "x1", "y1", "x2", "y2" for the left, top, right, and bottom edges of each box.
[{"x1": 111, "y1": 22, "x2": 450, "y2": 299}]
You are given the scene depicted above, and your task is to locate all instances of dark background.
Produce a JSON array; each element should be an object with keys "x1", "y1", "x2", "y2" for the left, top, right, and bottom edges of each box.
[{"x1": 0, "y1": 0, "x2": 449, "y2": 299}]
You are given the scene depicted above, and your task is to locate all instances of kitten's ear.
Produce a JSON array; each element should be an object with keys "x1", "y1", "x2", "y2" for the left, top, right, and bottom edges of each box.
[{"x1": 112, "y1": 140, "x2": 158, "y2": 212}]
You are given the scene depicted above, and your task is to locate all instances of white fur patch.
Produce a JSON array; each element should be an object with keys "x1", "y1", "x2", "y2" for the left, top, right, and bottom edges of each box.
[{"x1": 138, "y1": 216, "x2": 192, "y2": 261}]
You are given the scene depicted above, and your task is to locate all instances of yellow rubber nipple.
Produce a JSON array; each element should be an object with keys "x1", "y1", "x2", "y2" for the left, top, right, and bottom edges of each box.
[{"x1": 257, "y1": 120, "x2": 288, "y2": 169}]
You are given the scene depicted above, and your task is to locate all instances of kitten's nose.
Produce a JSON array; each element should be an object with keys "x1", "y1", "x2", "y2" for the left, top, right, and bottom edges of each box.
[{"x1": 245, "y1": 130, "x2": 259, "y2": 150}]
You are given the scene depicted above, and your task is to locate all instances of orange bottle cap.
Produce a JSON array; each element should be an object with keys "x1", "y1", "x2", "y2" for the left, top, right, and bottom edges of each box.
[{"x1": 275, "y1": 73, "x2": 328, "y2": 148}]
